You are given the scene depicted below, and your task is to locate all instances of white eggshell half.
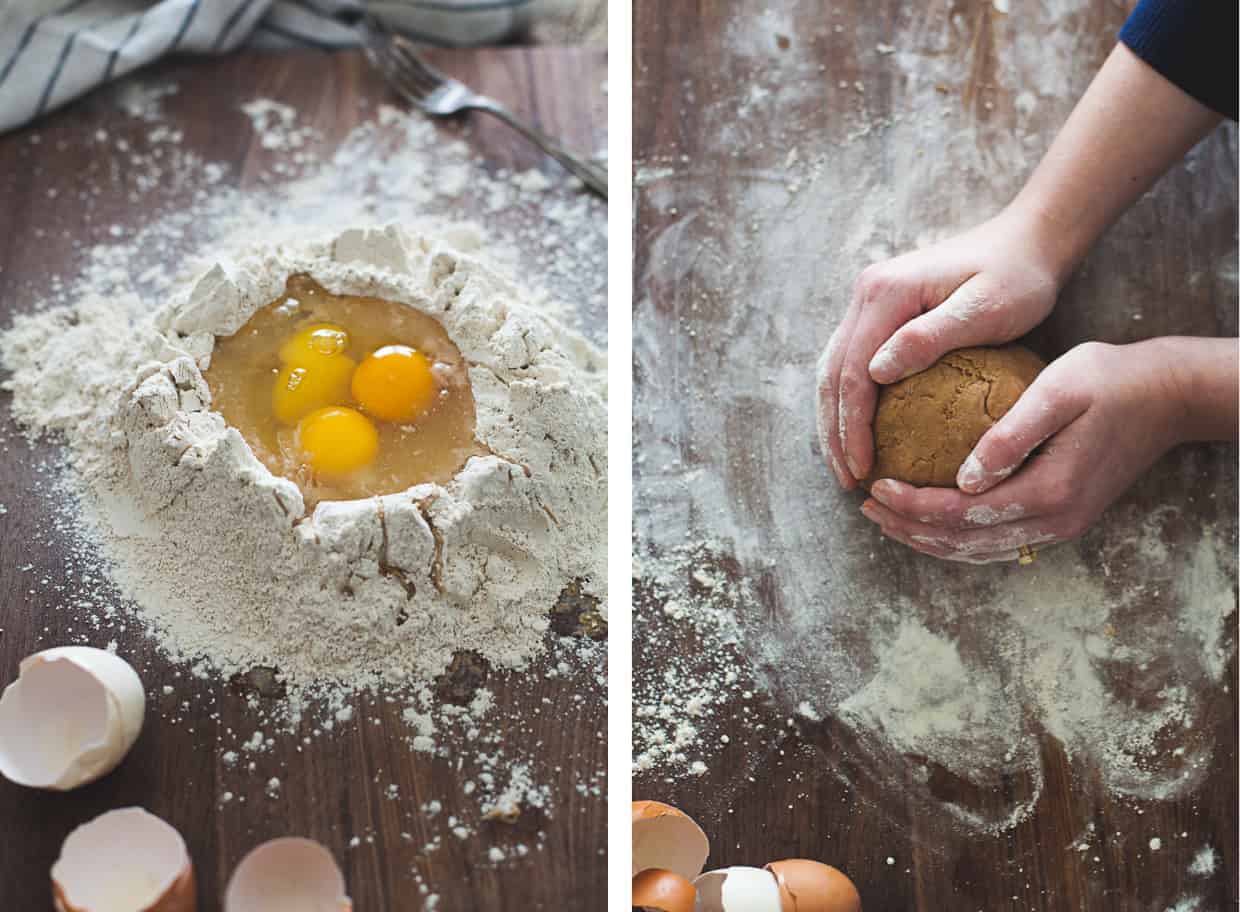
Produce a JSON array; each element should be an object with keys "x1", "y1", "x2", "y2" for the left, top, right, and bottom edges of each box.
[
  {"x1": 52, "y1": 807, "x2": 195, "y2": 912},
  {"x1": 224, "y1": 837, "x2": 352, "y2": 912},
  {"x1": 694, "y1": 866, "x2": 785, "y2": 912},
  {"x1": 0, "y1": 646, "x2": 146, "y2": 790}
]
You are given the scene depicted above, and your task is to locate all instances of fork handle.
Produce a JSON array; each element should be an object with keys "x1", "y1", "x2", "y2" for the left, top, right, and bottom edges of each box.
[{"x1": 472, "y1": 101, "x2": 608, "y2": 199}]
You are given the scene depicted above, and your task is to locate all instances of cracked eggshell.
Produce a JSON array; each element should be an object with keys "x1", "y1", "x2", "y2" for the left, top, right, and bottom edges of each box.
[
  {"x1": 0, "y1": 646, "x2": 145, "y2": 790},
  {"x1": 632, "y1": 868, "x2": 696, "y2": 912},
  {"x1": 694, "y1": 866, "x2": 791, "y2": 912},
  {"x1": 224, "y1": 837, "x2": 352, "y2": 912},
  {"x1": 765, "y1": 860, "x2": 862, "y2": 912},
  {"x1": 633, "y1": 800, "x2": 710, "y2": 881},
  {"x1": 51, "y1": 807, "x2": 195, "y2": 912}
]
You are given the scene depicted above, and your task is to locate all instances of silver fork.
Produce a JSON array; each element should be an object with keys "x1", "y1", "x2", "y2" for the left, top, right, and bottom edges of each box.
[{"x1": 361, "y1": 18, "x2": 608, "y2": 199}]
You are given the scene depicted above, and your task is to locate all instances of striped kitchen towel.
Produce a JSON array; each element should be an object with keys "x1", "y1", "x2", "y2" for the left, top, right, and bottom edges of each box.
[{"x1": 0, "y1": 0, "x2": 533, "y2": 133}]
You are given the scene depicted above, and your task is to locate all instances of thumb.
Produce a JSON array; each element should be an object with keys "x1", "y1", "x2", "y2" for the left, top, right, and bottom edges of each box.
[
  {"x1": 957, "y1": 371, "x2": 1088, "y2": 494},
  {"x1": 868, "y1": 273, "x2": 1020, "y2": 384}
]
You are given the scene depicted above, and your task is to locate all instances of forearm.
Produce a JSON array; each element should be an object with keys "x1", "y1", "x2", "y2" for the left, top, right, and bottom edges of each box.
[
  {"x1": 1006, "y1": 44, "x2": 1223, "y2": 283},
  {"x1": 1157, "y1": 336, "x2": 1239, "y2": 443}
]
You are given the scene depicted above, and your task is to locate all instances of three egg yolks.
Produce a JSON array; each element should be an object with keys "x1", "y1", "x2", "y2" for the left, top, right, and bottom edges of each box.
[
  {"x1": 269, "y1": 323, "x2": 439, "y2": 476},
  {"x1": 202, "y1": 275, "x2": 484, "y2": 507}
]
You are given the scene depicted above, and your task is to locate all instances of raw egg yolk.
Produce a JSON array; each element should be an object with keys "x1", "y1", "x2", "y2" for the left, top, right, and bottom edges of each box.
[
  {"x1": 351, "y1": 345, "x2": 437, "y2": 423},
  {"x1": 279, "y1": 323, "x2": 351, "y2": 362},
  {"x1": 271, "y1": 356, "x2": 356, "y2": 426},
  {"x1": 296, "y1": 406, "x2": 379, "y2": 476}
]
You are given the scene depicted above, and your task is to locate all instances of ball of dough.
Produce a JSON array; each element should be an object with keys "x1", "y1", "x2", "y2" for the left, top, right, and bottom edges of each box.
[{"x1": 868, "y1": 345, "x2": 1046, "y2": 488}]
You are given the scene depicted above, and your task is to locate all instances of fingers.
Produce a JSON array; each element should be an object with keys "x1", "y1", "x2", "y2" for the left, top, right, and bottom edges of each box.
[
  {"x1": 868, "y1": 478, "x2": 1038, "y2": 530},
  {"x1": 837, "y1": 269, "x2": 926, "y2": 480},
  {"x1": 862, "y1": 498, "x2": 1061, "y2": 563},
  {"x1": 956, "y1": 367, "x2": 1090, "y2": 494},
  {"x1": 868, "y1": 443, "x2": 1088, "y2": 532},
  {"x1": 862, "y1": 417, "x2": 1102, "y2": 561},
  {"x1": 816, "y1": 317, "x2": 860, "y2": 489},
  {"x1": 868, "y1": 273, "x2": 1021, "y2": 384}
]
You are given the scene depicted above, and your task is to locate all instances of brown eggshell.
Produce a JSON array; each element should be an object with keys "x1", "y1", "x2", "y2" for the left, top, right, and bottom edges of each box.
[
  {"x1": 632, "y1": 868, "x2": 696, "y2": 912},
  {"x1": 765, "y1": 859, "x2": 861, "y2": 912},
  {"x1": 51, "y1": 807, "x2": 197, "y2": 912},
  {"x1": 633, "y1": 800, "x2": 711, "y2": 880}
]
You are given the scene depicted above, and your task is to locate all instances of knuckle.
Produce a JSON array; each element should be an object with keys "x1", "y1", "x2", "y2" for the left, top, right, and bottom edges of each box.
[
  {"x1": 895, "y1": 322, "x2": 931, "y2": 352},
  {"x1": 1025, "y1": 363, "x2": 1074, "y2": 405},
  {"x1": 837, "y1": 368, "x2": 857, "y2": 399},
  {"x1": 855, "y1": 264, "x2": 895, "y2": 302},
  {"x1": 979, "y1": 432, "x2": 1023, "y2": 472},
  {"x1": 1069, "y1": 340, "x2": 1115, "y2": 370},
  {"x1": 856, "y1": 263, "x2": 882, "y2": 289},
  {"x1": 1038, "y1": 380, "x2": 1076, "y2": 412},
  {"x1": 839, "y1": 366, "x2": 873, "y2": 405},
  {"x1": 906, "y1": 498, "x2": 940, "y2": 524},
  {"x1": 963, "y1": 287, "x2": 1000, "y2": 317},
  {"x1": 933, "y1": 499, "x2": 968, "y2": 528}
]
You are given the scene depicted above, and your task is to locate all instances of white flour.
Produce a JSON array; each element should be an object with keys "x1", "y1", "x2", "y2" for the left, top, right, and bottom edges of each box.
[
  {"x1": 3, "y1": 225, "x2": 606, "y2": 687},
  {"x1": 1188, "y1": 845, "x2": 1217, "y2": 877},
  {"x1": 633, "y1": 0, "x2": 1238, "y2": 836},
  {"x1": 633, "y1": 546, "x2": 755, "y2": 777},
  {"x1": 0, "y1": 77, "x2": 607, "y2": 866}
]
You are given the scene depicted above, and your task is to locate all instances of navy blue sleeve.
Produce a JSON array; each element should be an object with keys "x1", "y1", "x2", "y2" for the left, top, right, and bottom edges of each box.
[{"x1": 1119, "y1": 0, "x2": 1237, "y2": 120}]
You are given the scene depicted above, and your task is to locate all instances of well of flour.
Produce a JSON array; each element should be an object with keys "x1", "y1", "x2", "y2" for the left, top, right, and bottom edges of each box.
[
  {"x1": 1, "y1": 97, "x2": 606, "y2": 710},
  {"x1": 2, "y1": 221, "x2": 606, "y2": 688}
]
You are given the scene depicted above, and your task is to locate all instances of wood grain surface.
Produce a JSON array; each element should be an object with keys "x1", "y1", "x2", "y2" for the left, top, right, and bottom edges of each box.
[
  {"x1": 633, "y1": 2, "x2": 1237, "y2": 911},
  {"x1": 0, "y1": 47, "x2": 606, "y2": 909}
]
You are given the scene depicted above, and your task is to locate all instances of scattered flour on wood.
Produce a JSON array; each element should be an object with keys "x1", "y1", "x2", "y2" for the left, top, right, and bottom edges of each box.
[
  {"x1": 1187, "y1": 845, "x2": 1217, "y2": 877},
  {"x1": 633, "y1": 0, "x2": 1237, "y2": 837},
  {"x1": 0, "y1": 74, "x2": 608, "y2": 868}
]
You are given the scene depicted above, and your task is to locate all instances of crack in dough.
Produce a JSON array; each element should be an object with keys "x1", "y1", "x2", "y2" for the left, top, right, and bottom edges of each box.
[{"x1": 866, "y1": 345, "x2": 1044, "y2": 488}]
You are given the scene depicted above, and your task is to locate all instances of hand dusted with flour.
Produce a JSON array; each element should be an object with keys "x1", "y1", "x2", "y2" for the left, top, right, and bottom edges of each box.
[{"x1": 3, "y1": 225, "x2": 606, "y2": 687}]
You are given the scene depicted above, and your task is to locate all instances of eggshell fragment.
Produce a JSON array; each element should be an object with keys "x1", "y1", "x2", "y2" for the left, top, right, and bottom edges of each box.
[
  {"x1": 633, "y1": 800, "x2": 710, "y2": 880},
  {"x1": 224, "y1": 837, "x2": 352, "y2": 912},
  {"x1": 51, "y1": 807, "x2": 195, "y2": 912},
  {"x1": 694, "y1": 866, "x2": 788, "y2": 912},
  {"x1": 765, "y1": 859, "x2": 862, "y2": 912},
  {"x1": 0, "y1": 646, "x2": 145, "y2": 790},
  {"x1": 633, "y1": 868, "x2": 696, "y2": 912}
]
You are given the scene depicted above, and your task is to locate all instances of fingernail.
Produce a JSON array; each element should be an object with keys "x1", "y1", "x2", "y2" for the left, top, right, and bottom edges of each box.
[
  {"x1": 870, "y1": 479, "x2": 897, "y2": 506},
  {"x1": 957, "y1": 453, "x2": 986, "y2": 492},
  {"x1": 860, "y1": 501, "x2": 879, "y2": 522},
  {"x1": 845, "y1": 454, "x2": 863, "y2": 479}
]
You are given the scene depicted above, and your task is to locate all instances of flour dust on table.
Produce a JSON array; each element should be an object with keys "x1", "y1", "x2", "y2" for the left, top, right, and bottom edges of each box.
[
  {"x1": 633, "y1": 0, "x2": 1237, "y2": 836},
  {"x1": 0, "y1": 78, "x2": 607, "y2": 861}
]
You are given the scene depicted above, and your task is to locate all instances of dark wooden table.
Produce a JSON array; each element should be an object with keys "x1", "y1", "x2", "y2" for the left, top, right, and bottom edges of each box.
[
  {"x1": 634, "y1": 2, "x2": 1237, "y2": 910},
  {"x1": 0, "y1": 47, "x2": 606, "y2": 909}
]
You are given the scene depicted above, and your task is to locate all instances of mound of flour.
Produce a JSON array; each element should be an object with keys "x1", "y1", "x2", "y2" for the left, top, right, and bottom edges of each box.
[{"x1": 1, "y1": 224, "x2": 606, "y2": 687}]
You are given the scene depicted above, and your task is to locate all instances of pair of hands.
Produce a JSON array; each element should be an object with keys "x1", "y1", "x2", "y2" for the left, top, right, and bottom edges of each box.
[{"x1": 816, "y1": 210, "x2": 1188, "y2": 564}]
